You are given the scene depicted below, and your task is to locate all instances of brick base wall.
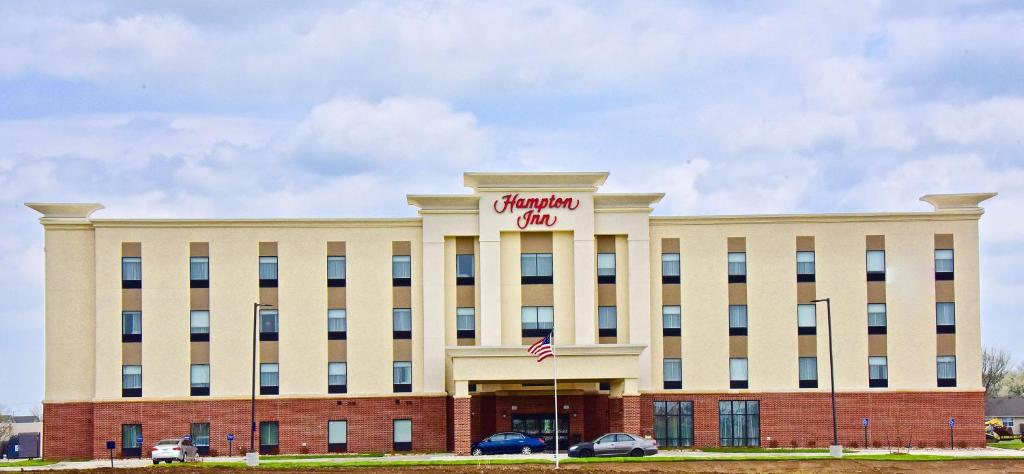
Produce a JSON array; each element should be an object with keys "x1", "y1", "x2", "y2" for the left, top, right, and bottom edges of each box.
[{"x1": 42, "y1": 402, "x2": 94, "y2": 460}]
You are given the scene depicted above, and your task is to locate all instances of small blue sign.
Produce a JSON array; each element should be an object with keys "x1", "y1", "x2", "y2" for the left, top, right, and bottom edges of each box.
[
  {"x1": 227, "y1": 433, "x2": 235, "y2": 441},
  {"x1": 183, "y1": 434, "x2": 192, "y2": 441},
  {"x1": 949, "y1": 418, "x2": 955, "y2": 428},
  {"x1": 862, "y1": 418, "x2": 869, "y2": 427},
  {"x1": 106, "y1": 440, "x2": 116, "y2": 450},
  {"x1": 136, "y1": 436, "x2": 143, "y2": 444}
]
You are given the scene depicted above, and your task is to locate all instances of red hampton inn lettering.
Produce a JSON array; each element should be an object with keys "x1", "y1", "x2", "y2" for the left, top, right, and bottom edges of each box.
[{"x1": 493, "y1": 193, "x2": 580, "y2": 229}]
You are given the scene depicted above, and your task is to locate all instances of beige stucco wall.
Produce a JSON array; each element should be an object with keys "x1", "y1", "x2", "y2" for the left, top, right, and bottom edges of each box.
[{"x1": 43, "y1": 227, "x2": 97, "y2": 402}]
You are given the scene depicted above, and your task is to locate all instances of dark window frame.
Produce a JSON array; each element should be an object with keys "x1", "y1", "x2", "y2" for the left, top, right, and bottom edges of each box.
[
  {"x1": 718, "y1": 400, "x2": 760, "y2": 447},
  {"x1": 328, "y1": 420, "x2": 348, "y2": 453},
  {"x1": 259, "y1": 421, "x2": 279, "y2": 454},
  {"x1": 654, "y1": 401, "x2": 694, "y2": 447}
]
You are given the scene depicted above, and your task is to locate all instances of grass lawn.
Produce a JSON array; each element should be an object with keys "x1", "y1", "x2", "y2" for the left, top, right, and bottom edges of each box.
[
  {"x1": 698, "y1": 447, "x2": 854, "y2": 453},
  {"x1": 0, "y1": 459, "x2": 58, "y2": 467},
  {"x1": 260, "y1": 453, "x2": 383, "y2": 460},
  {"x1": 988, "y1": 439, "x2": 1024, "y2": 450}
]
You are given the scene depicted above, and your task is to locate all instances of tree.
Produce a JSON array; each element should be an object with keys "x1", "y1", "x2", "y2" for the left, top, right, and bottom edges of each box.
[
  {"x1": 0, "y1": 404, "x2": 12, "y2": 444},
  {"x1": 982, "y1": 347, "x2": 1013, "y2": 393}
]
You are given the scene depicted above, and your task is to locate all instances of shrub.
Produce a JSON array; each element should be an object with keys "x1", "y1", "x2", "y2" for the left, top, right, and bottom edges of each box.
[
  {"x1": 806, "y1": 439, "x2": 816, "y2": 448},
  {"x1": 768, "y1": 439, "x2": 779, "y2": 448},
  {"x1": 872, "y1": 440, "x2": 882, "y2": 448},
  {"x1": 790, "y1": 440, "x2": 798, "y2": 448},
  {"x1": 957, "y1": 441, "x2": 967, "y2": 449},
  {"x1": 849, "y1": 441, "x2": 859, "y2": 449}
]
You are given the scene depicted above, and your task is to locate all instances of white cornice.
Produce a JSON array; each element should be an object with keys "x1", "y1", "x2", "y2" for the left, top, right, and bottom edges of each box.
[
  {"x1": 26, "y1": 202, "x2": 104, "y2": 219},
  {"x1": 464, "y1": 171, "x2": 609, "y2": 191},
  {"x1": 90, "y1": 218, "x2": 423, "y2": 228},
  {"x1": 406, "y1": 194, "x2": 480, "y2": 211},
  {"x1": 651, "y1": 209, "x2": 984, "y2": 226},
  {"x1": 920, "y1": 192, "x2": 997, "y2": 211}
]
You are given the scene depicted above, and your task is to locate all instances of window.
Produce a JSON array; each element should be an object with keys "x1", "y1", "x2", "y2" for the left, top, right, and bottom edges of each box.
[
  {"x1": 259, "y1": 421, "x2": 279, "y2": 454},
  {"x1": 521, "y1": 253, "x2": 553, "y2": 284},
  {"x1": 728, "y1": 252, "x2": 746, "y2": 283},
  {"x1": 259, "y1": 256, "x2": 278, "y2": 287},
  {"x1": 456, "y1": 254, "x2": 474, "y2": 285},
  {"x1": 867, "y1": 304, "x2": 887, "y2": 334},
  {"x1": 796, "y1": 251, "x2": 815, "y2": 282},
  {"x1": 122, "y1": 311, "x2": 142, "y2": 343},
  {"x1": 260, "y1": 363, "x2": 279, "y2": 395},
  {"x1": 328, "y1": 362, "x2": 347, "y2": 394},
  {"x1": 662, "y1": 253, "x2": 680, "y2": 284},
  {"x1": 190, "y1": 257, "x2": 209, "y2": 288},
  {"x1": 937, "y1": 356, "x2": 957, "y2": 387},
  {"x1": 1002, "y1": 418, "x2": 1014, "y2": 428},
  {"x1": 122, "y1": 424, "x2": 142, "y2": 456},
  {"x1": 327, "y1": 256, "x2": 346, "y2": 287},
  {"x1": 663, "y1": 359, "x2": 682, "y2": 389},
  {"x1": 190, "y1": 310, "x2": 210, "y2": 342},
  {"x1": 799, "y1": 357, "x2": 817, "y2": 388},
  {"x1": 456, "y1": 307, "x2": 475, "y2": 339},
  {"x1": 190, "y1": 364, "x2": 210, "y2": 396},
  {"x1": 328, "y1": 420, "x2": 348, "y2": 452},
  {"x1": 393, "y1": 308, "x2": 412, "y2": 339},
  {"x1": 328, "y1": 309, "x2": 346, "y2": 340},
  {"x1": 654, "y1": 401, "x2": 693, "y2": 447},
  {"x1": 191, "y1": 423, "x2": 210, "y2": 454},
  {"x1": 597, "y1": 253, "x2": 616, "y2": 284},
  {"x1": 719, "y1": 400, "x2": 760, "y2": 447},
  {"x1": 936, "y1": 302, "x2": 955, "y2": 333},
  {"x1": 797, "y1": 304, "x2": 816, "y2": 335},
  {"x1": 521, "y1": 306, "x2": 554, "y2": 337},
  {"x1": 393, "y1": 419, "x2": 412, "y2": 451},
  {"x1": 122, "y1": 257, "x2": 141, "y2": 288},
  {"x1": 869, "y1": 356, "x2": 888, "y2": 387},
  {"x1": 259, "y1": 309, "x2": 278, "y2": 341},
  {"x1": 662, "y1": 306, "x2": 681, "y2": 337},
  {"x1": 935, "y1": 249, "x2": 954, "y2": 280},
  {"x1": 122, "y1": 365, "x2": 142, "y2": 397},
  {"x1": 728, "y1": 305, "x2": 747, "y2": 336},
  {"x1": 392, "y1": 255, "x2": 412, "y2": 286},
  {"x1": 729, "y1": 358, "x2": 748, "y2": 389},
  {"x1": 866, "y1": 250, "x2": 885, "y2": 281},
  {"x1": 393, "y1": 362, "x2": 412, "y2": 392},
  {"x1": 598, "y1": 306, "x2": 617, "y2": 337}
]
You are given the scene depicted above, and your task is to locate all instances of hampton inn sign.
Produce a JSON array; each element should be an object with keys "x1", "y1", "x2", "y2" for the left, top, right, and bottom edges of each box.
[{"x1": 492, "y1": 193, "x2": 581, "y2": 229}]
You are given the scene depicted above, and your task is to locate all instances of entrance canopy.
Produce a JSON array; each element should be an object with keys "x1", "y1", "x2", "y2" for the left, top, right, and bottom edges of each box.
[{"x1": 447, "y1": 344, "x2": 646, "y2": 397}]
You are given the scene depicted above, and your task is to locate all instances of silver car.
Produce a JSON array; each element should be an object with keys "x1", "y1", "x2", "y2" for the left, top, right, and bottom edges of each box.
[
  {"x1": 151, "y1": 438, "x2": 199, "y2": 464},
  {"x1": 567, "y1": 432, "x2": 658, "y2": 457}
]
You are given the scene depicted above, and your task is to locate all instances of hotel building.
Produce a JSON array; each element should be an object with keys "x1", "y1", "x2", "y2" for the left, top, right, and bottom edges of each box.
[{"x1": 29, "y1": 172, "x2": 994, "y2": 459}]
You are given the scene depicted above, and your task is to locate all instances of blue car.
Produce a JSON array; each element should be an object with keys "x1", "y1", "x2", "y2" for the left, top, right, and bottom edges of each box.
[{"x1": 471, "y1": 432, "x2": 547, "y2": 455}]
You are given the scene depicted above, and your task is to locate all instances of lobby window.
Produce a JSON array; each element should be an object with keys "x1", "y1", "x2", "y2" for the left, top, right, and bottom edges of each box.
[
  {"x1": 456, "y1": 307, "x2": 475, "y2": 339},
  {"x1": 869, "y1": 356, "x2": 888, "y2": 388},
  {"x1": 866, "y1": 250, "x2": 885, "y2": 281},
  {"x1": 797, "y1": 304, "x2": 816, "y2": 335},
  {"x1": 653, "y1": 401, "x2": 693, "y2": 447},
  {"x1": 190, "y1": 364, "x2": 210, "y2": 396},
  {"x1": 393, "y1": 419, "x2": 412, "y2": 452},
  {"x1": 456, "y1": 254, "x2": 474, "y2": 285},
  {"x1": 936, "y1": 302, "x2": 956, "y2": 334},
  {"x1": 327, "y1": 256, "x2": 346, "y2": 287},
  {"x1": 259, "y1": 309, "x2": 279, "y2": 341},
  {"x1": 799, "y1": 357, "x2": 818, "y2": 388},
  {"x1": 122, "y1": 365, "x2": 142, "y2": 397},
  {"x1": 521, "y1": 253, "x2": 553, "y2": 284},
  {"x1": 259, "y1": 363, "x2": 279, "y2": 395},
  {"x1": 935, "y1": 249, "x2": 954, "y2": 280},
  {"x1": 328, "y1": 309, "x2": 347, "y2": 340},
  {"x1": 662, "y1": 306, "x2": 681, "y2": 337},
  {"x1": 328, "y1": 362, "x2": 347, "y2": 394},
  {"x1": 392, "y1": 255, "x2": 412, "y2": 286},
  {"x1": 121, "y1": 424, "x2": 142, "y2": 457},
  {"x1": 729, "y1": 358, "x2": 748, "y2": 389},
  {"x1": 190, "y1": 310, "x2": 210, "y2": 342},
  {"x1": 521, "y1": 306, "x2": 554, "y2": 337},
  {"x1": 867, "y1": 304, "x2": 887, "y2": 334},
  {"x1": 661, "y1": 253, "x2": 680, "y2": 284},
  {"x1": 259, "y1": 421, "x2": 279, "y2": 454},
  {"x1": 796, "y1": 251, "x2": 815, "y2": 282},
  {"x1": 328, "y1": 420, "x2": 348, "y2": 453},
  {"x1": 937, "y1": 356, "x2": 957, "y2": 387},
  {"x1": 663, "y1": 358, "x2": 682, "y2": 390},
  {"x1": 191, "y1": 423, "x2": 210, "y2": 455},
  {"x1": 598, "y1": 306, "x2": 617, "y2": 337},
  {"x1": 122, "y1": 257, "x2": 141, "y2": 289},
  {"x1": 728, "y1": 305, "x2": 748, "y2": 336},
  {"x1": 597, "y1": 252, "x2": 616, "y2": 284},
  {"x1": 122, "y1": 311, "x2": 142, "y2": 343},
  {"x1": 719, "y1": 400, "x2": 760, "y2": 447},
  {"x1": 393, "y1": 362, "x2": 412, "y2": 393},
  {"x1": 259, "y1": 256, "x2": 278, "y2": 287},
  {"x1": 728, "y1": 252, "x2": 747, "y2": 283},
  {"x1": 393, "y1": 308, "x2": 412, "y2": 339},
  {"x1": 190, "y1": 256, "x2": 209, "y2": 288}
]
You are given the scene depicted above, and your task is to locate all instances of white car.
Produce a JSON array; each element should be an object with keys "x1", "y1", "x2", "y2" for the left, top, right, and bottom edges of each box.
[{"x1": 151, "y1": 438, "x2": 199, "y2": 464}]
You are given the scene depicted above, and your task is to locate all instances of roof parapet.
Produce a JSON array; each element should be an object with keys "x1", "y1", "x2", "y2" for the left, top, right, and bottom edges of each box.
[
  {"x1": 920, "y1": 193, "x2": 997, "y2": 212},
  {"x1": 25, "y1": 202, "x2": 104, "y2": 219},
  {"x1": 463, "y1": 172, "x2": 608, "y2": 191}
]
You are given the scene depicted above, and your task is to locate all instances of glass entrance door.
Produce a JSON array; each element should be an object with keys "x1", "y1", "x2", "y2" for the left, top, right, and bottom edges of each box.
[{"x1": 511, "y1": 414, "x2": 569, "y2": 450}]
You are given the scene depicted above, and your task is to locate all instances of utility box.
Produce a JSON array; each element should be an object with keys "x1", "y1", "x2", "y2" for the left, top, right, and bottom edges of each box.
[{"x1": 4, "y1": 433, "x2": 41, "y2": 459}]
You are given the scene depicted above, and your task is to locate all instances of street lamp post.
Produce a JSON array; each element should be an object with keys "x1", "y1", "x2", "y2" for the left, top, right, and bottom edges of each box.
[
  {"x1": 250, "y1": 302, "x2": 271, "y2": 462},
  {"x1": 811, "y1": 297, "x2": 842, "y2": 458}
]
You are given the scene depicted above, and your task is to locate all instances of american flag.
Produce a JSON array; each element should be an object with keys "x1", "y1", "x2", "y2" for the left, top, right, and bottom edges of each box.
[{"x1": 527, "y1": 333, "x2": 553, "y2": 362}]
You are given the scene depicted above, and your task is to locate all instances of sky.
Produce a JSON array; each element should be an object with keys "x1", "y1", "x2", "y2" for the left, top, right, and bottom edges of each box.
[{"x1": 1, "y1": 1, "x2": 1022, "y2": 414}]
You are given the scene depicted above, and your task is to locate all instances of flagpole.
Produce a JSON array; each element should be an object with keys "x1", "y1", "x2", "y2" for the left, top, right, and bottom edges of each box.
[{"x1": 551, "y1": 332, "x2": 559, "y2": 469}]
